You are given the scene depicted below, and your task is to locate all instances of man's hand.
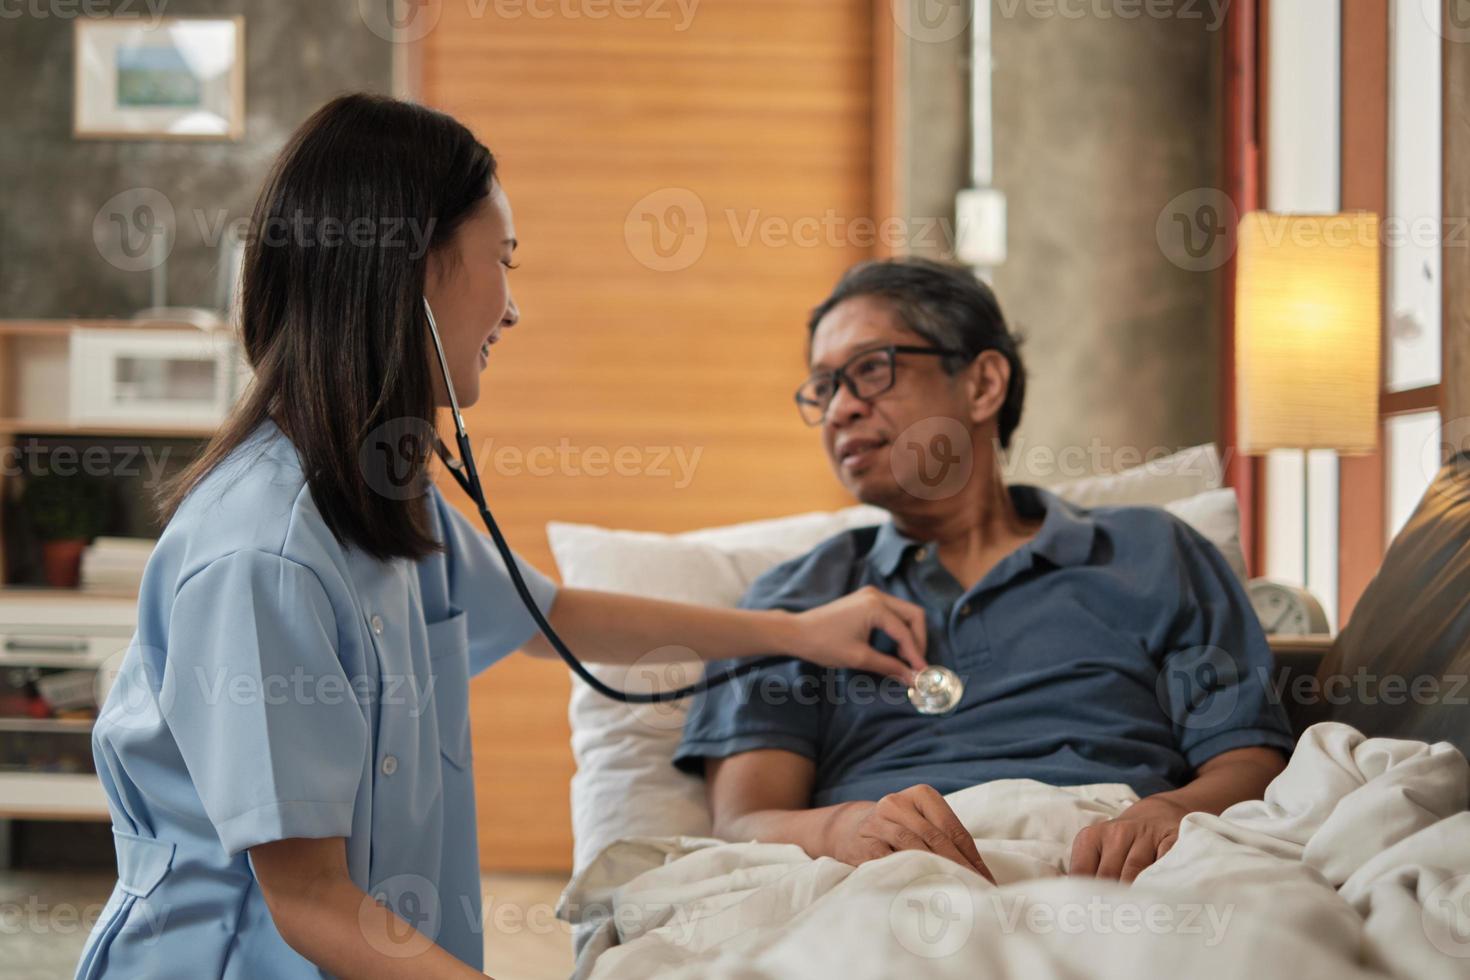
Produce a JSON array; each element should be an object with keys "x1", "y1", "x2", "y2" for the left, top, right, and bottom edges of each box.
[
  {"x1": 826, "y1": 784, "x2": 993, "y2": 882},
  {"x1": 1069, "y1": 746, "x2": 1287, "y2": 883},
  {"x1": 1068, "y1": 795, "x2": 1190, "y2": 883}
]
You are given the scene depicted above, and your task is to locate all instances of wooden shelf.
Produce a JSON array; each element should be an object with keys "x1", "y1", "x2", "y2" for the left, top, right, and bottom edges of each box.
[
  {"x1": 0, "y1": 772, "x2": 109, "y2": 821},
  {"x1": 0, "y1": 318, "x2": 207, "y2": 337},
  {"x1": 0, "y1": 321, "x2": 198, "y2": 825},
  {"x1": 1268, "y1": 634, "x2": 1335, "y2": 655},
  {"x1": 0, "y1": 418, "x2": 215, "y2": 438},
  {"x1": 0, "y1": 592, "x2": 139, "y2": 666},
  {"x1": 0, "y1": 651, "x2": 112, "y2": 669},
  {"x1": 0, "y1": 586, "x2": 139, "y2": 602},
  {"x1": 0, "y1": 717, "x2": 94, "y2": 734}
]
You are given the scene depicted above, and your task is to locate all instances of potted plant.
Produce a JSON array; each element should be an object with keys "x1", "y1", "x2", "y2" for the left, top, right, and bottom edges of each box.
[{"x1": 18, "y1": 472, "x2": 109, "y2": 588}]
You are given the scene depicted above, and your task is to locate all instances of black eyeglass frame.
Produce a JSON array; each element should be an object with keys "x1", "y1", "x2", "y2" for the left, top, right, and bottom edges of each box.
[{"x1": 794, "y1": 344, "x2": 969, "y2": 426}]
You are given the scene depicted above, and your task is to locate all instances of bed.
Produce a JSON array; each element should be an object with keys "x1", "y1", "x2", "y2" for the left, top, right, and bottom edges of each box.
[{"x1": 545, "y1": 446, "x2": 1470, "y2": 979}]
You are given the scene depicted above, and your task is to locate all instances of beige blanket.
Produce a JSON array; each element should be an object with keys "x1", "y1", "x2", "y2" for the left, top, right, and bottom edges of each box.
[{"x1": 561, "y1": 723, "x2": 1470, "y2": 979}]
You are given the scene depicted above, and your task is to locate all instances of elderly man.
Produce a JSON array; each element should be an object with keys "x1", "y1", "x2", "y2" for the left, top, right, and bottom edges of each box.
[{"x1": 674, "y1": 257, "x2": 1293, "y2": 883}]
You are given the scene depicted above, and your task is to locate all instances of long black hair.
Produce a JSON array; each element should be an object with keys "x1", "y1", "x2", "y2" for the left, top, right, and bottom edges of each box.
[{"x1": 160, "y1": 93, "x2": 496, "y2": 561}]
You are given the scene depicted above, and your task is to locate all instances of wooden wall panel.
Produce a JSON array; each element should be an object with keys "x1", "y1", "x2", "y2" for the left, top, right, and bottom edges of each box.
[{"x1": 423, "y1": 0, "x2": 879, "y2": 871}]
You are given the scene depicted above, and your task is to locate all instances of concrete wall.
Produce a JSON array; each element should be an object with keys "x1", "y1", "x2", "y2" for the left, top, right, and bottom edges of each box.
[
  {"x1": 896, "y1": 3, "x2": 1223, "y2": 481},
  {"x1": 0, "y1": 0, "x2": 394, "y2": 318}
]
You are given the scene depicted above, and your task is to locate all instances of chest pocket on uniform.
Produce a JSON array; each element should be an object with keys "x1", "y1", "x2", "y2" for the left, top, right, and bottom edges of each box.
[{"x1": 426, "y1": 608, "x2": 472, "y2": 770}]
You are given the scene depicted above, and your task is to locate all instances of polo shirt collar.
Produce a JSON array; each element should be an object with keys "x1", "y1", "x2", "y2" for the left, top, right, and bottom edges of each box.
[
  {"x1": 1021, "y1": 486, "x2": 1097, "y2": 568},
  {"x1": 867, "y1": 485, "x2": 1097, "y2": 578}
]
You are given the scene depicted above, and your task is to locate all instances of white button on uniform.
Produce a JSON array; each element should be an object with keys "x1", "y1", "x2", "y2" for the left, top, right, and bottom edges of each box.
[
  {"x1": 370, "y1": 614, "x2": 384, "y2": 635},
  {"x1": 380, "y1": 755, "x2": 398, "y2": 776},
  {"x1": 915, "y1": 547, "x2": 928, "y2": 562}
]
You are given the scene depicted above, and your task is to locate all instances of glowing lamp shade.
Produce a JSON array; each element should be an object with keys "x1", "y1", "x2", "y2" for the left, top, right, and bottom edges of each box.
[{"x1": 1235, "y1": 212, "x2": 1381, "y2": 455}]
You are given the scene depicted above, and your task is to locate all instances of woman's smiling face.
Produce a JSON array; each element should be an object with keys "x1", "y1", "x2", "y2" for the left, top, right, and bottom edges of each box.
[{"x1": 424, "y1": 180, "x2": 520, "y2": 409}]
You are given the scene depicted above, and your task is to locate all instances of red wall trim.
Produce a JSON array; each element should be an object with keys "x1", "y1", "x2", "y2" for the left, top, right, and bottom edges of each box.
[{"x1": 1222, "y1": 0, "x2": 1264, "y2": 574}]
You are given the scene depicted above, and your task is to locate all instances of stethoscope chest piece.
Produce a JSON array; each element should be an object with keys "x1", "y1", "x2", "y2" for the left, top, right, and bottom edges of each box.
[{"x1": 908, "y1": 665, "x2": 964, "y2": 715}]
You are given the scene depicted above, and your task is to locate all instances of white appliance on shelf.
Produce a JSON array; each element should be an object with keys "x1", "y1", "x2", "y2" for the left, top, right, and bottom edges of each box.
[
  {"x1": 0, "y1": 594, "x2": 136, "y2": 822},
  {"x1": 68, "y1": 327, "x2": 246, "y2": 427}
]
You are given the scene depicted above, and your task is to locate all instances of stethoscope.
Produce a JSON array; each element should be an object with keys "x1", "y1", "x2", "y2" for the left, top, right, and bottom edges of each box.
[{"x1": 420, "y1": 296, "x2": 966, "y2": 713}]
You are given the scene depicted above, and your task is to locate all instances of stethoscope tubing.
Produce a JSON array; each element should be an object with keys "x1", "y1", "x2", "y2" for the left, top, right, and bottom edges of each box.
[{"x1": 423, "y1": 297, "x2": 789, "y2": 704}]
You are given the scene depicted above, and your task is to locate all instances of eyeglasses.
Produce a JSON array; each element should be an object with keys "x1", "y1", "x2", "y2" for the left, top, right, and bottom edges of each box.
[{"x1": 794, "y1": 344, "x2": 967, "y2": 426}]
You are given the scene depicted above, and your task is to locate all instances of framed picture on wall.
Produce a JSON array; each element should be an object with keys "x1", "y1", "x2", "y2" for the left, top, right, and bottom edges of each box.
[{"x1": 74, "y1": 16, "x2": 245, "y2": 140}]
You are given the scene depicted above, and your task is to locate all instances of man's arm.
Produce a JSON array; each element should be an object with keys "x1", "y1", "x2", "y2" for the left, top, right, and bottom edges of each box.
[
  {"x1": 1069, "y1": 745, "x2": 1287, "y2": 882},
  {"x1": 706, "y1": 749, "x2": 992, "y2": 879}
]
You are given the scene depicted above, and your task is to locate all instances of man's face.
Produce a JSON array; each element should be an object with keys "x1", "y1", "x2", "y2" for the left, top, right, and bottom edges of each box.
[{"x1": 808, "y1": 295, "x2": 978, "y2": 508}]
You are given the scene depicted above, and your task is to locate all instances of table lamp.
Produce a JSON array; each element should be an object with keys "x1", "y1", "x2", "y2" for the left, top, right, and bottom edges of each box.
[{"x1": 1235, "y1": 211, "x2": 1381, "y2": 585}]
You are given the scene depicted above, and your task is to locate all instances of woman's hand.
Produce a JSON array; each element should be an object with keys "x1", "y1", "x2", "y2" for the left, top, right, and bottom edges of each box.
[
  {"x1": 521, "y1": 585, "x2": 927, "y2": 679},
  {"x1": 784, "y1": 585, "x2": 928, "y2": 683}
]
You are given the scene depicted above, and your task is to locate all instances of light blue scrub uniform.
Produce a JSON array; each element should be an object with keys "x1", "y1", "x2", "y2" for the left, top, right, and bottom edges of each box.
[{"x1": 75, "y1": 418, "x2": 558, "y2": 978}]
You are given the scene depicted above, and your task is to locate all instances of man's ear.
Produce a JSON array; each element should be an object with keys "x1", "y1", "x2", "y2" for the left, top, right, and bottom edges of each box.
[{"x1": 966, "y1": 351, "x2": 1011, "y2": 427}]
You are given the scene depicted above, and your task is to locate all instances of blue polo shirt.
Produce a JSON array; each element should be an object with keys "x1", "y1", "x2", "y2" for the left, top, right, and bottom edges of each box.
[{"x1": 673, "y1": 486, "x2": 1294, "y2": 805}]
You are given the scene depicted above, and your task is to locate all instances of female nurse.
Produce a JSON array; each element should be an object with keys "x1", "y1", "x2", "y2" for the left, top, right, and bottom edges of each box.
[{"x1": 74, "y1": 93, "x2": 929, "y2": 979}]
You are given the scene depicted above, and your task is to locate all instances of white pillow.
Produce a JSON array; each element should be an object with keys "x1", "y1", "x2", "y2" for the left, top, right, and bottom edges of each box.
[
  {"x1": 1161, "y1": 487, "x2": 1248, "y2": 582},
  {"x1": 552, "y1": 444, "x2": 1232, "y2": 872},
  {"x1": 554, "y1": 507, "x2": 882, "y2": 872},
  {"x1": 1047, "y1": 442, "x2": 1223, "y2": 508}
]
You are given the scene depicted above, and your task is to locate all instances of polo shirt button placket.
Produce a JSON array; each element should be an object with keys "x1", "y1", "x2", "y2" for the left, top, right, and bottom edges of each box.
[{"x1": 952, "y1": 599, "x2": 990, "y2": 673}]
